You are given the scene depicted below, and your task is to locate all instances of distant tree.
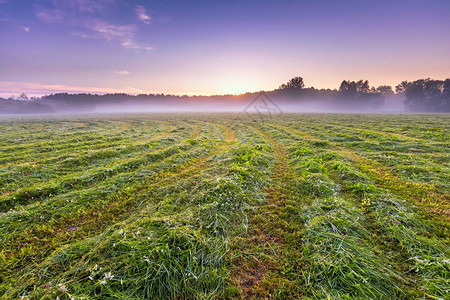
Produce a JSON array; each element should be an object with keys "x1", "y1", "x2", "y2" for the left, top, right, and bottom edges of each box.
[
  {"x1": 399, "y1": 78, "x2": 450, "y2": 112},
  {"x1": 376, "y1": 85, "x2": 394, "y2": 95},
  {"x1": 444, "y1": 78, "x2": 450, "y2": 98},
  {"x1": 337, "y1": 80, "x2": 384, "y2": 110},
  {"x1": 279, "y1": 77, "x2": 305, "y2": 89},
  {"x1": 339, "y1": 80, "x2": 370, "y2": 97},
  {"x1": 339, "y1": 80, "x2": 356, "y2": 97},
  {"x1": 357, "y1": 80, "x2": 370, "y2": 94},
  {"x1": 42, "y1": 93, "x2": 98, "y2": 111},
  {"x1": 18, "y1": 93, "x2": 29, "y2": 101}
]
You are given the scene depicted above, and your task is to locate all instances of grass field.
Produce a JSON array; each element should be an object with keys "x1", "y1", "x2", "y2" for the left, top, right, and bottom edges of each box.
[{"x1": 0, "y1": 113, "x2": 448, "y2": 299}]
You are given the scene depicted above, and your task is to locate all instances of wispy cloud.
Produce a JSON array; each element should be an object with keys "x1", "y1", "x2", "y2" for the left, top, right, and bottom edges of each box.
[
  {"x1": 113, "y1": 70, "x2": 130, "y2": 75},
  {"x1": 72, "y1": 31, "x2": 95, "y2": 39},
  {"x1": 88, "y1": 20, "x2": 140, "y2": 49},
  {"x1": 23, "y1": 27, "x2": 31, "y2": 32},
  {"x1": 36, "y1": 9, "x2": 64, "y2": 23},
  {"x1": 51, "y1": 0, "x2": 114, "y2": 13},
  {"x1": 34, "y1": 1, "x2": 153, "y2": 50},
  {"x1": 0, "y1": 81, "x2": 145, "y2": 97},
  {"x1": 135, "y1": 5, "x2": 151, "y2": 24},
  {"x1": 121, "y1": 40, "x2": 140, "y2": 49}
]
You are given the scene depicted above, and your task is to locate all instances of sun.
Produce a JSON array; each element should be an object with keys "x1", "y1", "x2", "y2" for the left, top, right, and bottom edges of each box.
[{"x1": 221, "y1": 80, "x2": 255, "y2": 96}]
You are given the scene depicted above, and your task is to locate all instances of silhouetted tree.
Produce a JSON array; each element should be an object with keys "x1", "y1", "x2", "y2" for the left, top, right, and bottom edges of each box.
[
  {"x1": 337, "y1": 80, "x2": 384, "y2": 110},
  {"x1": 339, "y1": 80, "x2": 371, "y2": 97},
  {"x1": 398, "y1": 78, "x2": 450, "y2": 112},
  {"x1": 279, "y1": 77, "x2": 305, "y2": 89},
  {"x1": 395, "y1": 81, "x2": 409, "y2": 93},
  {"x1": 18, "y1": 93, "x2": 29, "y2": 101},
  {"x1": 376, "y1": 85, "x2": 394, "y2": 95}
]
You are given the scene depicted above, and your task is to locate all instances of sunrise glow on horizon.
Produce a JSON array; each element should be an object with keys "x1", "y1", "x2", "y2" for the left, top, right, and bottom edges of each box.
[{"x1": 0, "y1": 0, "x2": 449, "y2": 98}]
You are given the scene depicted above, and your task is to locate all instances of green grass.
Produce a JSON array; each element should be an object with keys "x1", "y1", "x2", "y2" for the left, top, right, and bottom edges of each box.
[{"x1": 0, "y1": 113, "x2": 448, "y2": 299}]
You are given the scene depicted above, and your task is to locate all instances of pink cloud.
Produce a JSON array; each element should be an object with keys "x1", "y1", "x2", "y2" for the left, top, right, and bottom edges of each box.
[
  {"x1": 0, "y1": 81, "x2": 146, "y2": 98},
  {"x1": 113, "y1": 70, "x2": 130, "y2": 75},
  {"x1": 87, "y1": 20, "x2": 141, "y2": 49},
  {"x1": 135, "y1": 5, "x2": 151, "y2": 24}
]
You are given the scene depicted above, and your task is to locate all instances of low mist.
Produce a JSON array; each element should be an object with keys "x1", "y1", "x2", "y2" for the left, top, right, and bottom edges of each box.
[{"x1": 1, "y1": 77, "x2": 448, "y2": 115}]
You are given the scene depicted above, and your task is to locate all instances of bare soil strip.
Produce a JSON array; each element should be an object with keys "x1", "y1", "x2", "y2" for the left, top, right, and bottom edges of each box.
[{"x1": 231, "y1": 126, "x2": 300, "y2": 299}]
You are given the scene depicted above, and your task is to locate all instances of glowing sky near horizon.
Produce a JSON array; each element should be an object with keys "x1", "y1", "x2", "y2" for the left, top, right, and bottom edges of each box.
[{"x1": 0, "y1": 0, "x2": 449, "y2": 97}]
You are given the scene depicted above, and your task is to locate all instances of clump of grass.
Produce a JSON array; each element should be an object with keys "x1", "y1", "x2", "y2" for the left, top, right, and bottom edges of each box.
[
  {"x1": 297, "y1": 197, "x2": 403, "y2": 299},
  {"x1": 194, "y1": 144, "x2": 274, "y2": 236},
  {"x1": 370, "y1": 196, "x2": 450, "y2": 297},
  {"x1": 16, "y1": 223, "x2": 227, "y2": 299}
]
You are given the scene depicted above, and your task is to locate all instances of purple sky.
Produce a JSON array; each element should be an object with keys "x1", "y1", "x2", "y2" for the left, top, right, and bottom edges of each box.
[{"x1": 0, "y1": 0, "x2": 449, "y2": 97}]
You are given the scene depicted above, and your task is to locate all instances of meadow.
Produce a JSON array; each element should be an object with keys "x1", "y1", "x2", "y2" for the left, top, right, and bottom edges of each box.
[{"x1": 0, "y1": 113, "x2": 448, "y2": 299}]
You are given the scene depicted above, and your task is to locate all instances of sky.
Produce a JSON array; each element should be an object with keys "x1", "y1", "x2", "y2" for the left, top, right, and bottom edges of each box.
[{"x1": 0, "y1": 0, "x2": 449, "y2": 97}]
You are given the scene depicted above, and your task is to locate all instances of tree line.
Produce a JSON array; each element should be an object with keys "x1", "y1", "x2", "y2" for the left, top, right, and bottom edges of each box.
[
  {"x1": 276, "y1": 77, "x2": 448, "y2": 112},
  {"x1": 1, "y1": 77, "x2": 449, "y2": 113}
]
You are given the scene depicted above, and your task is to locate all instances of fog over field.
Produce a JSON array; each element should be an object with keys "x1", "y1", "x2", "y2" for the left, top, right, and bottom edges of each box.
[
  {"x1": 91, "y1": 98, "x2": 404, "y2": 114},
  {"x1": 1, "y1": 77, "x2": 447, "y2": 115}
]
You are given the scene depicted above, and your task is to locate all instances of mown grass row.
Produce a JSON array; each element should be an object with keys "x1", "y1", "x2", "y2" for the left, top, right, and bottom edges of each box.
[
  {"x1": 281, "y1": 116, "x2": 449, "y2": 189},
  {"x1": 0, "y1": 121, "x2": 217, "y2": 278},
  {"x1": 0, "y1": 121, "x2": 130, "y2": 154},
  {"x1": 1, "y1": 121, "x2": 278, "y2": 299},
  {"x1": 0, "y1": 122, "x2": 194, "y2": 195},
  {"x1": 279, "y1": 114, "x2": 448, "y2": 142},
  {"x1": 263, "y1": 123, "x2": 449, "y2": 299},
  {"x1": 271, "y1": 120, "x2": 450, "y2": 226},
  {"x1": 0, "y1": 120, "x2": 170, "y2": 164},
  {"x1": 297, "y1": 122, "x2": 449, "y2": 190}
]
